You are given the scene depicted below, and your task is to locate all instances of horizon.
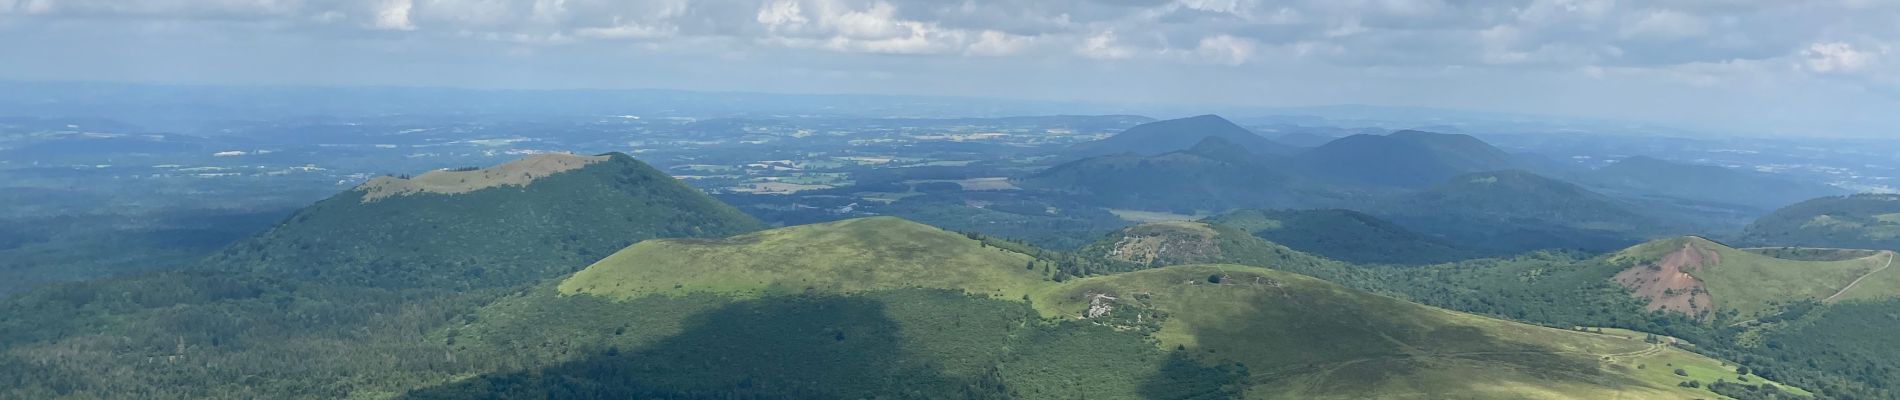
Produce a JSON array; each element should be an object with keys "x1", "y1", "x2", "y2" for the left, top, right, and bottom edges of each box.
[{"x1": 3, "y1": 1, "x2": 1897, "y2": 137}]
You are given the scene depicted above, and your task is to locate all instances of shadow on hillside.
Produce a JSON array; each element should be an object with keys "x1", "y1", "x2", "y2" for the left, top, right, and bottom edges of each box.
[
  {"x1": 1170, "y1": 273, "x2": 1652, "y2": 397},
  {"x1": 401, "y1": 295, "x2": 983, "y2": 399}
]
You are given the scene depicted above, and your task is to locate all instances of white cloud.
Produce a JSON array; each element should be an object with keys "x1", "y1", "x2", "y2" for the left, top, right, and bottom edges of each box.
[
  {"x1": 829, "y1": 1, "x2": 906, "y2": 39},
  {"x1": 1196, "y1": 34, "x2": 1254, "y2": 65},
  {"x1": 1619, "y1": 9, "x2": 1708, "y2": 40},
  {"x1": 757, "y1": 0, "x2": 807, "y2": 29},
  {"x1": 1801, "y1": 42, "x2": 1878, "y2": 74},
  {"x1": 1077, "y1": 30, "x2": 1134, "y2": 60},
  {"x1": 574, "y1": 20, "x2": 676, "y2": 40},
  {"x1": 965, "y1": 30, "x2": 1028, "y2": 57},
  {"x1": 373, "y1": 0, "x2": 415, "y2": 31}
]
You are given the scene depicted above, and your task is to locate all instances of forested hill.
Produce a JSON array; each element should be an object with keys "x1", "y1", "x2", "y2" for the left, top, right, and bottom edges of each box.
[
  {"x1": 200, "y1": 152, "x2": 766, "y2": 289},
  {"x1": 1742, "y1": 193, "x2": 1900, "y2": 251}
]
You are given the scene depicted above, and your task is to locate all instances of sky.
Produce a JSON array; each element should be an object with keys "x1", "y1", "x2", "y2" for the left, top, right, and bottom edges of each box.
[{"x1": 1, "y1": 0, "x2": 1897, "y2": 136}]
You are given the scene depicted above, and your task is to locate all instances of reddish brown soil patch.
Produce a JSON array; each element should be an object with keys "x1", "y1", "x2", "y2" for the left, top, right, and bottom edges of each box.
[{"x1": 1614, "y1": 242, "x2": 1719, "y2": 317}]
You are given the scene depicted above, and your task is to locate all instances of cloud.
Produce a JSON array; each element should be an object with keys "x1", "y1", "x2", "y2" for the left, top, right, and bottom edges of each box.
[
  {"x1": 1077, "y1": 30, "x2": 1134, "y2": 59},
  {"x1": 1801, "y1": 42, "x2": 1878, "y2": 74},
  {"x1": 965, "y1": 30, "x2": 1030, "y2": 57},
  {"x1": 1618, "y1": 9, "x2": 1708, "y2": 40},
  {"x1": 1195, "y1": 34, "x2": 1253, "y2": 65},
  {"x1": 373, "y1": 0, "x2": 414, "y2": 31},
  {"x1": 5, "y1": 0, "x2": 1900, "y2": 137}
]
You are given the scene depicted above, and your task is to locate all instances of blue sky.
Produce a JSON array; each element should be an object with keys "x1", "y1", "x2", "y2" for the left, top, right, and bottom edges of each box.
[{"x1": 2, "y1": 0, "x2": 1896, "y2": 136}]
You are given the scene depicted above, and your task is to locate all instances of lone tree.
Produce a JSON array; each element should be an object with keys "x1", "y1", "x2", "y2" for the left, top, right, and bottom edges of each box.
[{"x1": 1207, "y1": 274, "x2": 1222, "y2": 284}]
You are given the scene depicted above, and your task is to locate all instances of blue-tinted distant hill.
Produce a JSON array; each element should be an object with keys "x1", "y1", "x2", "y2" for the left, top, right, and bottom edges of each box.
[
  {"x1": 1578, "y1": 156, "x2": 1849, "y2": 211},
  {"x1": 1293, "y1": 130, "x2": 1519, "y2": 189},
  {"x1": 1021, "y1": 136, "x2": 1323, "y2": 213},
  {"x1": 1371, "y1": 170, "x2": 1679, "y2": 253},
  {"x1": 1067, "y1": 114, "x2": 1299, "y2": 157}
]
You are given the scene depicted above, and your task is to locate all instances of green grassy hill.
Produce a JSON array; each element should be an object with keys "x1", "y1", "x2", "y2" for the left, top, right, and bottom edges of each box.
[
  {"x1": 202, "y1": 152, "x2": 766, "y2": 288},
  {"x1": 1741, "y1": 193, "x2": 1900, "y2": 251},
  {"x1": 559, "y1": 217, "x2": 1046, "y2": 300},
  {"x1": 1067, "y1": 114, "x2": 1298, "y2": 157},
  {"x1": 1608, "y1": 236, "x2": 1896, "y2": 321},
  {"x1": 1206, "y1": 209, "x2": 1479, "y2": 265},
  {"x1": 416, "y1": 218, "x2": 1790, "y2": 400},
  {"x1": 1033, "y1": 264, "x2": 1795, "y2": 400}
]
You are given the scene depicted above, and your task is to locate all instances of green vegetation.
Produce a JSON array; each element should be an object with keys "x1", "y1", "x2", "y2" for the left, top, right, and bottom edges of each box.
[
  {"x1": 0, "y1": 208, "x2": 287, "y2": 296},
  {"x1": 1743, "y1": 193, "x2": 1900, "y2": 251},
  {"x1": 1032, "y1": 264, "x2": 1783, "y2": 399},
  {"x1": 878, "y1": 191, "x2": 1130, "y2": 250},
  {"x1": 1207, "y1": 208, "x2": 1478, "y2": 265},
  {"x1": 1609, "y1": 237, "x2": 1894, "y2": 320},
  {"x1": 203, "y1": 152, "x2": 765, "y2": 289},
  {"x1": 559, "y1": 217, "x2": 1046, "y2": 300},
  {"x1": 0, "y1": 153, "x2": 769, "y2": 399}
]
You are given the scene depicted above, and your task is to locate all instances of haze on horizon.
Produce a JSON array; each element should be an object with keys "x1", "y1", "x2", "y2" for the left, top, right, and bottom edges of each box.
[{"x1": 2, "y1": 0, "x2": 1896, "y2": 137}]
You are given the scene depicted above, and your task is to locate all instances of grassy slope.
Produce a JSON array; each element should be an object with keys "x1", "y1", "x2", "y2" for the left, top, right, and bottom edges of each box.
[
  {"x1": 1611, "y1": 237, "x2": 1892, "y2": 319},
  {"x1": 452, "y1": 218, "x2": 1799, "y2": 399},
  {"x1": 1207, "y1": 209, "x2": 1477, "y2": 265},
  {"x1": 1032, "y1": 264, "x2": 1796, "y2": 400},
  {"x1": 559, "y1": 217, "x2": 1046, "y2": 300}
]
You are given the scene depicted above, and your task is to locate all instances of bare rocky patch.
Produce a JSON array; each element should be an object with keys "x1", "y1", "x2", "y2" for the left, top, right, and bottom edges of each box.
[
  {"x1": 1614, "y1": 241, "x2": 1718, "y2": 317},
  {"x1": 1103, "y1": 221, "x2": 1222, "y2": 265},
  {"x1": 356, "y1": 153, "x2": 610, "y2": 203}
]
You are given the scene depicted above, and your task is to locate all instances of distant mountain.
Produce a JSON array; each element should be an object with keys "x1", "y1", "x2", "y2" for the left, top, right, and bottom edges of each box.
[
  {"x1": 1608, "y1": 236, "x2": 1897, "y2": 321},
  {"x1": 201, "y1": 152, "x2": 766, "y2": 288},
  {"x1": 1741, "y1": 193, "x2": 1900, "y2": 251},
  {"x1": 1206, "y1": 209, "x2": 1478, "y2": 265},
  {"x1": 1018, "y1": 138, "x2": 1317, "y2": 213},
  {"x1": 1372, "y1": 170, "x2": 1671, "y2": 252},
  {"x1": 1579, "y1": 156, "x2": 1848, "y2": 211},
  {"x1": 1067, "y1": 114, "x2": 1297, "y2": 157},
  {"x1": 1293, "y1": 130, "x2": 1519, "y2": 188}
]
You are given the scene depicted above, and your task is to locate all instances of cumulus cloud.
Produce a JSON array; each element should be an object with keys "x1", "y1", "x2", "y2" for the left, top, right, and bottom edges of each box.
[
  {"x1": 965, "y1": 30, "x2": 1030, "y2": 57},
  {"x1": 1195, "y1": 34, "x2": 1254, "y2": 65},
  {"x1": 1801, "y1": 42, "x2": 1878, "y2": 74},
  {"x1": 1618, "y1": 9, "x2": 1708, "y2": 40},
  {"x1": 372, "y1": 0, "x2": 414, "y2": 31},
  {"x1": 1077, "y1": 30, "x2": 1135, "y2": 60},
  {"x1": 4, "y1": 0, "x2": 1900, "y2": 94}
]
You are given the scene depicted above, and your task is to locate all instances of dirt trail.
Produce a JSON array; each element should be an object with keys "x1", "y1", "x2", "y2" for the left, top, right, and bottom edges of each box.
[{"x1": 1823, "y1": 251, "x2": 1895, "y2": 303}]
